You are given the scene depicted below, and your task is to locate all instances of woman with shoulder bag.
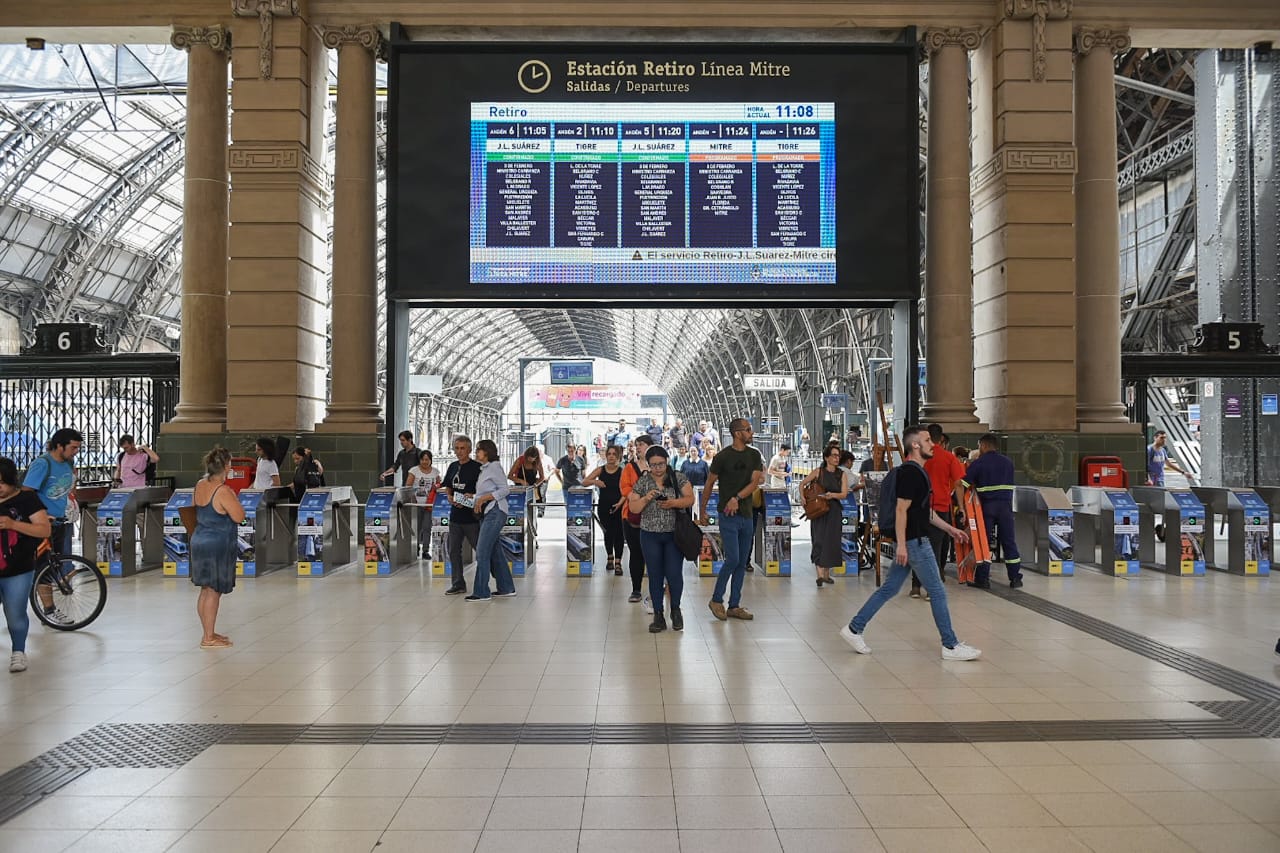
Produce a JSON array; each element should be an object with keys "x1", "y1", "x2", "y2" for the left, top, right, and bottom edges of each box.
[
  {"x1": 627, "y1": 445, "x2": 695, "y2": 633},
  {"x1": 290, "y1": 447, "x2": 324, "y2": 502},
  {"x1": 0, "y1": 457, "x2": 53, "y2": 672},
  {"x1": 800, "y1": 444, "x2": 849, "y2": 587}
]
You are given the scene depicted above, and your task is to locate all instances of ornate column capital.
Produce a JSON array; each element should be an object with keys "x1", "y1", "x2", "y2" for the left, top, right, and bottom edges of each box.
[
  {"x1": 1001, "y1": 0, "x2": 1072, "y2": 20},
  {"x1": 231, "y1": 0, "x2": 301, "y2": 79},
  {"x1": 170, "y1": 25, "x2": 230, "y2": 53},
  {"x1": 321, "y1": 25, "x2": 386, "y2": 60},
  {"x1": 1074, "y1": 26, "x2": 1131, "y2": 57},
  {"x1": 920, "y1": 27, "x2": 983, "y2": 57}
]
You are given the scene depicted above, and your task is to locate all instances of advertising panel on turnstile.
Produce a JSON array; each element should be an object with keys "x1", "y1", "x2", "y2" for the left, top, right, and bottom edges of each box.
[
  {"x1": 162, "y1": 489, "x2": 194, "y2": 577},
  {"x1": 364, "y1": 490, "x2": 395, "y2": 576},
  {"x1": 430, "y1": 490, "x2": 452, "y2": 577},
  {"x1": 839, "y1": 492, "x2": 859, "y2": 576},
  {"x1": 1233, "y1": 490, "x2": 1272, "y2": 574},
  {"x1": 235, "y1": 491, "x2": 264, "y2": 576},
  {"x1": 697, "y1": 488, "x2": 724, "y2": 578},
  {"x1": 1170, "y1": 491, "x2": 1206, "y2": 575},
  {"x1": 762, "y1": 488, "x2": 791, "y2": 576},
  {"x1": 502, "y1": 488, "x2": 526, "y2": 576},
  {"x1": 1110, "y1": 491, "x2": 1141, "y2": 576},
  {"x1": 566, "y1": 487, "x2": 594, "y2": 576},
  {"x1": 296, "y1": 491, "x2": 329, "y2": 576},
  {"x1": 95, "y1": 491, "x2": 130, "y2": 576},
  {"x1": 1047, "y1": 509, "x2": 1074, "y2": 575}
]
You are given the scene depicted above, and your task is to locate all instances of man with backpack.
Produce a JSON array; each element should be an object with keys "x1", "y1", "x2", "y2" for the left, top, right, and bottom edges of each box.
[
  {"x1": 840, "y1": 424, "x2": 982, "y2": 661},
  {"x1": 114, "y1": 435, "x2": 159, "y2": 488},
  {"x1": 23, "y1": 428, "x2": 82, "y2": 557}
]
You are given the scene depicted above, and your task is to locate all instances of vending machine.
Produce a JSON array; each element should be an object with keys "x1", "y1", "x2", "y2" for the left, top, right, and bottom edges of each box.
[{"x1": 565, "y1": 486, "x2": 594, "y2": 576}]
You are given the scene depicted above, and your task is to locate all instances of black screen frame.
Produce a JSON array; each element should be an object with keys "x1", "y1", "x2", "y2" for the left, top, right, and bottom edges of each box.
[{"x1": 386, "y1": 34, "x2": 920, "y2": 307}]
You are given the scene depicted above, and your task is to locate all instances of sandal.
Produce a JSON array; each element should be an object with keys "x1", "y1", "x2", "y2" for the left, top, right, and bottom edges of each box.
[{"x1": 200, "y1": 637, "x2": 233, "y2": 648}]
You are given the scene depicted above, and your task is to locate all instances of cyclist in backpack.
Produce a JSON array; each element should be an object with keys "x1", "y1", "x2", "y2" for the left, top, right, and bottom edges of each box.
[{"x1": 113, "y1": 435, "x2": 159, "y2": 488}]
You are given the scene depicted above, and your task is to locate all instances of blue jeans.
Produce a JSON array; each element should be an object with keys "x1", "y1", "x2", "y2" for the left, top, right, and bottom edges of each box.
[
  {"x1": 640, "y1": 530, "x2": 684, "y2": 616},
  {"x1": 713, "y1": 511, "x2": 753, "y2": 609},
  {"x1": 0, "y1": 571, "x2": 36, "y2": 652},
  {"x1": 975, "y1": 500, "x2": 1022, "y2": 584},
  {"x1": 472, "y1": 507, "x2": 515, "y2": 598},
  {"x1": 849, "y1": 536, "x2": 958, "y2": 648}
]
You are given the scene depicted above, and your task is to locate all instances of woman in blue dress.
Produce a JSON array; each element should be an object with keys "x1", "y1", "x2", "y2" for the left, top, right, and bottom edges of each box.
[{"x1": 190, "y1": 447, "x2": 244, "y2": 648}]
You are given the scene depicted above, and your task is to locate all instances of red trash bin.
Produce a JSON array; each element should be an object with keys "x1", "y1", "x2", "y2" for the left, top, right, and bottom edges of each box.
[
  {"x1": 225, "y1": 457, "x2": 256, "y2": 493},
  {"x1": 1079, "y1": 455, "x2": 1129, "y2": 488}
]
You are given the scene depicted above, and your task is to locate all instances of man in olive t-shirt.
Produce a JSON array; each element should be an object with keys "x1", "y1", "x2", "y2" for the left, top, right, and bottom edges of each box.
[{"x1": 699, "y1": 417, "x2": 764, "y2": 620}]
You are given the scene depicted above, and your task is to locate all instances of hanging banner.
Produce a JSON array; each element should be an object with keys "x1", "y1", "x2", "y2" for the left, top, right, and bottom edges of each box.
[{"x1": 162, "y1": 489, "x2": 194, "y2": 577}]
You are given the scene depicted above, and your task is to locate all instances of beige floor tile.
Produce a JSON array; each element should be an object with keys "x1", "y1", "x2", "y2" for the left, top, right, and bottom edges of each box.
[
  {"x1": 235, "y1": 767, "x2": 340, "y2": 798},
  {"x1": 410, "y1": 768, "x2": 504, "y2": 798},
  {"x1": 668, "y1": 744, "x2": 750, "y2": 768},
  {"x1": 776, "y1": 828, "x2": 884, "y2": 852},
  {"x1": 0, "y1": 829, "x2": 88, "y2": 853},
  {"x1": 475, "y1": 829, "x2": 580, "y2": 853},
  {"x1": 194, "y1": 797, "x2": 313, "y2": 830},
  {"x1": 673, "y1": 767, "x2": 762, "y2": 796},
  {"x1": 578, "y1": 828, "x2": 680, "y2": 853},
  {"x1": 972, "y1": 826, "x2": 1090, "y2": 852},
  {"x1": 974, "y1": 742, "x2": 1071, "y2": 766},
  {"x1": 54, "y1": 768, "x2": 174, "y2": 797},
  {"x1": 674, "y1": 795, "x2": 774, "y2": 829},
  {"x1": 1048, "y1": 741, "x2": 1152, "y2": 765},
  {"x1": 267, "y1": 829, "x2": 382, "y2": 852},
  {"x1": 344, "y1": 744, "x2": 437, "y2": 768},
  {"x1": 1207, "y1": 788, "x2": 1280, "y2": 823},
  {"x1": 589, "y1": 744, "x2": 670, "y2": 768},
  {"x1": 508, "y1": 744, "x2": 591, "y2": 768},
  {"x1": 898, "y1": 743, "x2": 991, "y2": 767},
  {"x1": 580, "y1": 795, "x2": 677, "y2": 829},
  {"x1": 427, "y1": 744, "x2": 515, "y2": 768},
  {"x1": 837, "y1": 766, "x2": 934, "y2": 796},
  {"x1": 585, "y1": 767, "x2": 673, "y2": 797},
  {"x1": 873, "y1": 827, "x2": 988, "y2": 853},
  {"x1": 854, "y1": 795, "x2": 965, "y2": 828},
  {"x1": 1123, "y1": 790, "x2": 1252, "y2": 824},
  {"x1": 182, "y1": 745, "x2": 283, "y2": 769},
  {"x1": 763, "y1": 795, "x2": 868, "y2": 829},
  {"x1": 1169, "y1": 822, "x2": 1280, "y2": 853},
  {"x1": 498, "y1": 767, "x2": 587, "y2": 797},
  {"x1": 942, "y1": 793, "x2": 1059, "y2": 826},
  {"x1": 756, "y1": 765, "x2": 845, "y2": 797},
  {"x1": 7, "y1": 796, "x2": 135, "y2": 830},
  {"x1": 676, "y1": 829, "x2": 783, "y2": 852},
  {"x1": 1069, "y1": 825, "x2": 1198, "y2": 853},
  {"x1": 387, "y1": 796, "x2": 492, "y2": 830},
  {"x1": 63, "y1": 829, "x2": 187, "y2": 852},
  {"x1": 822, "y1": 743, "x2": 911, "y2": 768},
  {"x1": 1167, "y1": 762, "x2": 1278, "y2": 790},
  {"x1": 745, "y1": 743, "x2": 832, "y2": 767},
  {"x1": 1033, "y1": 792, "x2": 1158, "y2": 826},
  {"x1": 373, "y1": 830, "x2": 481, "y2": 853},
  {"x1": 919, "y1": 765, "x2": 1021, "y2": 795},
  {"x1": 484, "y1": 796, "x2": 584, "y2": 829},
  {"x1": 262, "y1": 745, "x2": 360, "y2": 769},
  {"x1": 1003, "y1": 765, "x2": 1110, "y2": 794},
  {"x1": 164, "y1": 829, "x2": 284, "y2": 853},
  {"x1": 99, "y1": 796, "x2": 222, "y2": 830}
]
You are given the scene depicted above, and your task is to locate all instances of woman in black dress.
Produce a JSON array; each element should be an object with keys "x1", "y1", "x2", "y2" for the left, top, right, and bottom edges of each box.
[
  {"x1": 800, "y1": 444, "x2": 849, "y2": 587},
  {"x1": 583, "y1": 445, "x2": 626, "y2": 575}
]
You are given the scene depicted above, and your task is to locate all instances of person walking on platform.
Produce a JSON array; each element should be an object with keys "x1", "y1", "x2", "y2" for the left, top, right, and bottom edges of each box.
[
  {"x1": 700, "y1": 418, "x2": 764, "y2": 622},
  {"x1": 466, "y1": 440, "x2": 516, "y2": 602},
  {"x1": 509, "y1": 446, "x2": 547, "y2": 518},
  {"x1": 629, "y1": 445, "x2": 695, "y2": 633},
  {"x1": 620, "y1": 434, "x2": 654, "y2": 604},
  {"x1": 252, "y1": 438, "x2": 281, "y2": 489},
  {"x1": 23, "y1": 428, "x2": 81, "y2": 558},
  {"x1": 670, "y1": 418, "x2": 688, "y2": 451},
  {"x1": 681, "y1": 447, "x2": 709, "y2": 488},
  {"x1": 190, "y1": 447, "x2": 245, "y2": 648},
  {"x1": 917, "y1": 423, "x2": 966, "y2": 598},
  {"x1": 0, "y1": 457, "x2": 53, "y2": 672},
  {"x1": 554, "y1": 444, "x2": 583, "y2": 495},
  {"x1": 406, "y1": 450, "x2": 440, "y2": 560},
  {"x1": 800, "y1": 444, "x2": 849, "y2": 587},
  {"x1": 442, "y1": 435, "x2": 482, "y2": 596},
  {"x1": 1146, "y1": 430, "x2": 1188, "y2": 486},
  {"x1": 380, "y1": 430, "x2": 419, "y2": 486},
  {"x1": 963, "y1": 433, "x2": 1024, "y2": 589},
  {"x1": 584, "y1": 445, "x2": 626, "y2": 576},
  {"x1": 289, "y1": 447, "x2": 324, "y2": 503},
  {"x1": 840, "y1": 425, "x2": 981, "y2": 661},
  {"x1": 113, "y1": 435, "x2": 158, "y2": 488}
]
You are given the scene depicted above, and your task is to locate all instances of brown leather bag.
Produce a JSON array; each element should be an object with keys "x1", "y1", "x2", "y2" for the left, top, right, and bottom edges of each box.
[{"x1": 801, "y1": 479, "x2": 830, "y2": 520}]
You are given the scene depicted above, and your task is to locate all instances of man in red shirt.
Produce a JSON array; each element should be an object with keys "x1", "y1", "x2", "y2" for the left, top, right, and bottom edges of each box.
[{"x1": 914, "y1": 424, "x2": 966, "y2": 597}]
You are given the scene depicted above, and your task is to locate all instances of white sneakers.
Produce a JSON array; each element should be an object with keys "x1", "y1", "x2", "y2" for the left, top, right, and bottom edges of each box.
[
  {"x1": 942, "y1": 642, "x2": 982, "y2": 661},
  {"x1": 642, "y1": 595, "x2": 654, "y2": 615},
  {"x1": 840, "y1": 625, "x2": 871, "y2": 654},
  {"x1": 9, "y1": 652, "x2": 27, "y2": 673},
  {"x1": 839, "y1": 626, "x2": 982, "y2": 661}
]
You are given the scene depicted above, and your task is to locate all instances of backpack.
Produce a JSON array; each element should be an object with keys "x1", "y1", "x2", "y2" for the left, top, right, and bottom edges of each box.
[
  {"x1": 117, "y1": 451, "x2": 157, "y2": 485},
  {"x1": 876, "y1": 461, "x2": 924, "y2": 531}
]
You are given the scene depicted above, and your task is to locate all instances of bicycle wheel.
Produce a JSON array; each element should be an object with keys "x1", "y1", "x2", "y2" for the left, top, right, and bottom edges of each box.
[{"x1": 29, "y1": 554, "x2": 108, "y2": 631}]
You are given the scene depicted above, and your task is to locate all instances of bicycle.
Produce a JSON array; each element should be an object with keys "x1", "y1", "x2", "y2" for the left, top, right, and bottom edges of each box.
[{"x1": 28, "y1": 538, "x2": 108, "y2": 631}]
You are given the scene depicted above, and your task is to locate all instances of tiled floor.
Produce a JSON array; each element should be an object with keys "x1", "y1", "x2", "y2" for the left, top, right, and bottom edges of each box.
[{"x1": 0, "y1": 512, "x2": 1276, "y2": 852}]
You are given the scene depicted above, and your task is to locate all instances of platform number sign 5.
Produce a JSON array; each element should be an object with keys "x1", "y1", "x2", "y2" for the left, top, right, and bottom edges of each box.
[{"x1": 1226, "y1": 330, "x2": 1241, "y2": 350}]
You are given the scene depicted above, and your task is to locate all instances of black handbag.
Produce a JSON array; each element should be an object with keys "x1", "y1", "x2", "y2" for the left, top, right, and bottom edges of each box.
[{"x1": 665, "y1": 471, "x2": 704, "y2": 560}]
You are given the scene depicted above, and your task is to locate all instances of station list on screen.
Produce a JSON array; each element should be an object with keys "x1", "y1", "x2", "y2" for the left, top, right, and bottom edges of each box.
[{"x1": 470, "y1": 102, "x2": 836, "y2": 285}]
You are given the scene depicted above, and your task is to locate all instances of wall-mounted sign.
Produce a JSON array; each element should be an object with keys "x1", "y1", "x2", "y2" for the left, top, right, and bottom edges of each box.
[
  {"x1": 1262, "y1": 394, "x2": 1278, "y2": 416},
  {"x1": 550, "y1": 361, "x2": 593, "y2": 385},
  {"x1": 1224, "y1": 394, "x2": 1242, "y2": 418},
  {"x1": 821, "y1": 393, "x2": 849, "y2": 410},
  {"x1": 744, "y1": 375, "x2": 796, "y2": 392}
]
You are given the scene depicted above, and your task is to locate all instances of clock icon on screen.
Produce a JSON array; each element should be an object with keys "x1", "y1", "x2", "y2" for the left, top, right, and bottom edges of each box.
[{"x1": 518, "y1": 59, "x2": 551, "y2": 93}]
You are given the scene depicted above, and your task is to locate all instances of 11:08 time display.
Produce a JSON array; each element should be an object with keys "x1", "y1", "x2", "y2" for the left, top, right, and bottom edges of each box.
[{"x1": 775, "y1": 104, "x2": 816, "y2": 118}]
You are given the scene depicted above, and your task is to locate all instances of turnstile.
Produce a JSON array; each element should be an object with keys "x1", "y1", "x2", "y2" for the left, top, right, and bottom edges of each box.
[
  {"x1": 761, "y1": 487, "x2": 792, "y2": 576},
  {"x1": 1252, "y1": 486, "x2": 1280, "y2": 548},
  {"x1": 566, "y1": 486, "x2": 594, "y2": 576},
  {"x1": 838, "y1": 492, "x2": 859, "y2": 576},
  {"x1": 695, "y1": 486, "x2": 724, "y2": 578},
  {"x1": 1014, "y1": 486, "x2": 1075, "y2": 576},
  {"x1": 84, "y1": 486, "x2": 172, "y2": 576},
  {"x1": 502, "y1": 487, "x2": 531, "y2": 577},
  {"x1": 1068, "y1": 486, "x2": 1142, "y2": 577},
  {"x1": 1130, "y1": 487, "x2": 1207, "y2": 576},
  {"x1": 363, "y1": 487, "x2": 418, "y2": 577},
  {"x1": 1191, "y1": 487, "x2": 1272, "y2": 575},
  {"x1": 296, "y1": 486, "x2": 357, "y2": 576},
  {"x1": 236, "y1": 487, "x2": 293, "y2": 576},
  {"x1": 162, "y1": 489, "x2": 194, "y2": 577}
]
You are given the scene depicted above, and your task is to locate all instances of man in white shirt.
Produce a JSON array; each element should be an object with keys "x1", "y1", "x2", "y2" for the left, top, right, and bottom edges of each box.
[{"x1": 766, "y1": 444, "x2": 792, "y2": 489}]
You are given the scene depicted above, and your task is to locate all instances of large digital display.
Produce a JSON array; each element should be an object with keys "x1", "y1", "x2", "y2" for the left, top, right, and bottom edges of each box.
[{"x1": 389, "y1": 40, "x2": 918, "y2": 304}]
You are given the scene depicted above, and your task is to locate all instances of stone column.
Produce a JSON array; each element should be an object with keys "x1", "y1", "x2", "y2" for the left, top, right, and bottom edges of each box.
[
  {"x1": 318, "y1": 25, "x2": 383, "y2": 433},
  {"x1": 1074, "y1": 27, "x2": 1132, "y2": 424},
  {"x1": 921, "y1": 27, "x2": 982, "y2": 426},
  {"x1": 165, "y1": 25, "x2": 229, "y2": 431}
]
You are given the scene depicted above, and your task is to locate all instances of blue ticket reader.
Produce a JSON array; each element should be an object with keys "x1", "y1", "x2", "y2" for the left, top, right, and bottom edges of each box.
[
  {"x1": 839, "y1": 493, "x2": 860, "y2": 576},
  {"x1": 235, "y1": 487, "x2": 293, "y2": 577},
  {"x1": 296, "y1": 485, "x2": 357, "y2": 577},
  {"x1": 86, "y1": 486, "x2": 172, "y2": 577},
  {"x1": 1192, "y1": 487, "x2": 1272, "y2": 575},
  {"x1": 1130, "y1": 487, "x2": 1207, "y2": 576},
  {"x1": 363, "y1": 487, "x2": 417, "y2": 577},
  {"x1": 761, "y1": 488, "x2": 792, "y2": 577},
  {"x1": 1014, "y1": 486, "x2": 1075, "y2": 576},
  {"x1": 566, "y1": 486, "x2": 594, "y2": 576},
  {"x1": 162, "y1": 489, "x2": 194, "y2": 577},
  {"x1": 1069, "y1": 486, "x2": 1142, "y2": 576},
  {"x1": 429, "y1": 490, "x2": 453, "y2": 578},
  {"x1": 501, "y1": 488, "x2": 528, "y2": 577},
  {"x1": 695, "y1": 487, "x2": 724, "y2": 578}
]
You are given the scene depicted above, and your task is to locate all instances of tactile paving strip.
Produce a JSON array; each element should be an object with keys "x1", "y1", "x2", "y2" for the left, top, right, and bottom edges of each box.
[
  {"x1": 30, "y1": 723, "x2": 236, "y2": 769},
  {"x1": 1194, "y1": 700, "x2": 1280, "y2": 738}
]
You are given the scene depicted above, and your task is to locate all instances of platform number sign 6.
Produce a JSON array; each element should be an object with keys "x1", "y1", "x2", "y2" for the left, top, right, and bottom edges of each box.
[{"x1": 57, "y1": 331, "x2": 72, "y2": 351}]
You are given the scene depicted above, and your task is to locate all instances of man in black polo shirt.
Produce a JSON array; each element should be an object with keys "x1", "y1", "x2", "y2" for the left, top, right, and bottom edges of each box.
[
  {"x1": 442, "y1": 434, "x2": 482, "y2": 596},
  {"x1": 380, "y1": 430, "x2": 419, "y2": 486},
  {"x1": 839, "y1": 425, "x2": 982, "y2": 661}
]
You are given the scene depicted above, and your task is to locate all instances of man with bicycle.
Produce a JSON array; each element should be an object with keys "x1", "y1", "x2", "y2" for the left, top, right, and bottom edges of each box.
[{"x1": 23, "y1": 429, "x2": 81, "y2": 621}]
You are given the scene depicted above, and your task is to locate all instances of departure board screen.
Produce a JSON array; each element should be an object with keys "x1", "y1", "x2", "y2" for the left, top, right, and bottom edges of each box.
[{"x1": 389, "y1": 41, "x2": 918, "y2": 304}]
